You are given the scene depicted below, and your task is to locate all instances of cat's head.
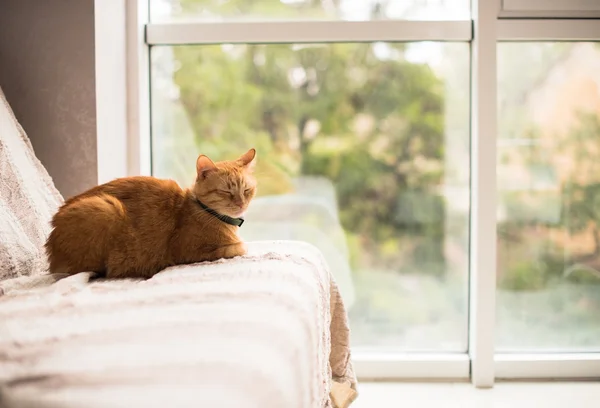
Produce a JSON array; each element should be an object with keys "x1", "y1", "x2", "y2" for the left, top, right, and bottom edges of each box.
[{"x1": 193, "y1": 149, "x2": 257, "y2": 218}]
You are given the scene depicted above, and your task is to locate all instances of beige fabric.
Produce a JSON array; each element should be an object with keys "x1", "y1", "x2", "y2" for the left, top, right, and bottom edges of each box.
[
  {"x1": 0, "y1": 86, "x2": 63, "y2": 281},
  {"x1": 0, "y1": 241, "x2": 357, "y2": 408}
]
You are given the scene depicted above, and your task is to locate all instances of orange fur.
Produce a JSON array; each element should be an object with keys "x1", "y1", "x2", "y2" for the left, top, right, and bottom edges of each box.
[{"x1": 45, "y1": 149, "x2": 257, "y2": 279}]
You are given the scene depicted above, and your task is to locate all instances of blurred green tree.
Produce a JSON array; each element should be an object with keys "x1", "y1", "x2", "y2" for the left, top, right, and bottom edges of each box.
[{"x1": 559, "y1": 113, "x2": 600, "y2": 278}]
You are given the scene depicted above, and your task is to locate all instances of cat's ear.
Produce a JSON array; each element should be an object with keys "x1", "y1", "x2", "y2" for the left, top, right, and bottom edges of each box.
[
  {"x1": 196, "y1": 155, "x2": 217, "y2": 179},
  {"x1": 238, "y1": 148, "x2": 256, "y2": 170}
]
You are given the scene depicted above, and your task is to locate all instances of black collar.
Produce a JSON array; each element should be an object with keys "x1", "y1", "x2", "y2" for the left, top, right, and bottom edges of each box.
[{"x1": 194, "y1": 198, "x2": 244, "y2": 227}]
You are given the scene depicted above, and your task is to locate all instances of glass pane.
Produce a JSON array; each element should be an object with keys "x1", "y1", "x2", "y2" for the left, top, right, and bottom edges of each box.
[
  {"x1": 150, "y1": 0, "x2": 470, "y2": 22},
  {"x1": 497, "y1": 42, "x2": 600, "y2": 351},
  {"x1": 151, "y1": 42, "x2": 470, "y2": 351}
]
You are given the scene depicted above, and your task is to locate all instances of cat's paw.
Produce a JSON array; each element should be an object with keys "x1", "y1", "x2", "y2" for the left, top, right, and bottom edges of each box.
[{"x1": 222, "y1": 242, "x2": 247, "y2": 259}]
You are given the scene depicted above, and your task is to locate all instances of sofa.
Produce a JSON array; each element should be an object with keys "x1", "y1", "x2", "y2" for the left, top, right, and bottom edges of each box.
[{"x1": 0, "y1": 86, "x2": 357, "y2": 408}]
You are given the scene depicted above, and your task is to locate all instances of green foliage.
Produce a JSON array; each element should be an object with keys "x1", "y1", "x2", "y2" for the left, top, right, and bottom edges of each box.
[
  {"x1": 498, "y1": 109, "x2": 600, "y2": 291},
  {"x1": 499, "y1": 261, "x2": 546, "y2": 292},
  {"x1": 565, "y1": 265, "x2": 600, "y2": 284},
  {"x1": 498, "y1": 237, "x2": 563, "y2": 291},
  {"x1": 559, "y1": 114, "x2": 600, "y2": 236},
  {"x1": 561, "y1": 182, "x2": 600, "y2": 234}
]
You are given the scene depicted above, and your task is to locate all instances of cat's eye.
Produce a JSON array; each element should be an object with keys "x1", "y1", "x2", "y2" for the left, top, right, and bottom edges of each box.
[{"x1": 244, "y1": 188, "x2": 252, "y2": 195}]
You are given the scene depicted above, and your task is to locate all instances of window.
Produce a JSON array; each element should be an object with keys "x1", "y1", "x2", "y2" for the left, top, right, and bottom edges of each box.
[
  {"x1": 123, "y1": 0, "x2": 600, "y2": 385},
  {"x1": 497, "y1": 42, "x2": 600, "y2": 352},
  {"x1": 151, "y1": 42, "x2": 471, "y2": 351}
]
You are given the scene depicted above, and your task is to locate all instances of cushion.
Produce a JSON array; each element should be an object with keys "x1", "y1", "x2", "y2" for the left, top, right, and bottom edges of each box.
[{"x1": 0, "y1": 85, "x2": 63, "y2": 281}]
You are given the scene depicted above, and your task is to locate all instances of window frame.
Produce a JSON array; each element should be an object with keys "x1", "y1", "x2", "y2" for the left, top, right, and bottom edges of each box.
[
  {"x1": 500, "y1": 0, "x2": 600, "y2": 18},
  {"x1": 126, "y1": 0, "x2": 152, "y2": 178},
  {"x1": 112, "y1": 0, "x2": 600, "y2": 386},
  {"x1": 145, "y1": 20, "x2": 472, "y2": 43}
]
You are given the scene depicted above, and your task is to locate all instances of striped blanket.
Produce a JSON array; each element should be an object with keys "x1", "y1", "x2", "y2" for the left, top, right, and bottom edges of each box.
[{"x1": 0, "y1": 241, "x2": 357, "y2": 408}]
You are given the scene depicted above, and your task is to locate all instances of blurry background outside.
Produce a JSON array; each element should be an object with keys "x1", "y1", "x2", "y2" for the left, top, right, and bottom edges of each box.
[{"x1": 149, "y1": 0, "x2": 600, "y2": 352}]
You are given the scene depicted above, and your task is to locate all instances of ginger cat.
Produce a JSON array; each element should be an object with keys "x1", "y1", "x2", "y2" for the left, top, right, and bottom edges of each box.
[{"x1": 45, "y1": 149, "x2": 257, "y2": 279}]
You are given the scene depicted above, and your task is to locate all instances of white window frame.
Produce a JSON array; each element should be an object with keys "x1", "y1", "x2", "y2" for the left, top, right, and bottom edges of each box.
[
  {"x1": 146, "y1": 20, "x2": 472, "y2": 44},
  {"x1": 107, "y1": 0, "x2": 600, "y2": 387},
  {"x1": 95, "y1": 0, "x2": 128, "y2": 184},
  {"x1": 501, "y1": 0, "x2": 600, "y2": 18},
  {"x1": 126, "y1": 0, "x2": 152, "y2": 177}
]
